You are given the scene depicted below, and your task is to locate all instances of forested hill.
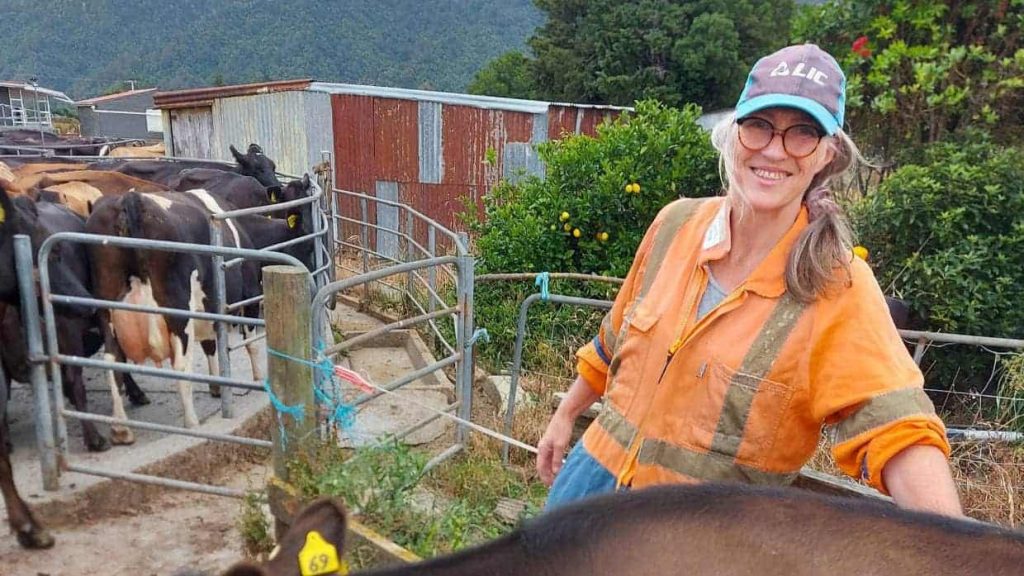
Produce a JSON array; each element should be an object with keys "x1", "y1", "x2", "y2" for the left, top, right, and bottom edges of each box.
[{"x1": 0, "y1": 0, "x2": 542, "y2": 99}]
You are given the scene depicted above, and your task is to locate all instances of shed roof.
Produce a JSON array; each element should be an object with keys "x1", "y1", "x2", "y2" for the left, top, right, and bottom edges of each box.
[
  {"x1": 77, "y1": 88, "x2": 157, "y2": 106},
  {"x1": 153, "y1": 79, "x2": 313, "y2": 109},
  {"x1": 308, "y1": 82, "x2": 630, "y2": 114},
  {"x1": 0, "y1": 81, "x2": 73, "y2": 103}
]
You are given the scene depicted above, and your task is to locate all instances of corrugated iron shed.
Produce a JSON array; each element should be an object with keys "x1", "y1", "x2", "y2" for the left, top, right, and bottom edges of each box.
[{"x1": 154, "y1": 79, "x2": 312, "y2": 109}]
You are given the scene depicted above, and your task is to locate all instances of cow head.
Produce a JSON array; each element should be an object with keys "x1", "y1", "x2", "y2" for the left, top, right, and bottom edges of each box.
[
  {"x1": 220, "y1": 498, "x2": 349, "y2": 576},
  {"x1": 230, "y1": 143, "x2": 283, "y2": 195},
  {"x1": 280, "y1": 174, "x2": 316, "y2": 271}
]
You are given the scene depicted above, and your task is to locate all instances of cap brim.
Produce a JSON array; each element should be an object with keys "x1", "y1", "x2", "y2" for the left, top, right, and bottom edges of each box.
[{"x1": 735, "y1": 94, "x2": 840, "y2": 135}]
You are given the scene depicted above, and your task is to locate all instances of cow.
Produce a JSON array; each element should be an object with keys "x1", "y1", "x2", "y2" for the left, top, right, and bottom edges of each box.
[
  {"x1": 91, "y1": 143, "x2": 283, "y2": 193},
  {"x1": 219, "y1": 484, "x2": 1024, "y2": 576},
  {"x1": 174, "y1": 175, "x2": 317, "y2": 397},
  {"x1": 0, "y1": 183, "x2": 115, "y2": 452},
  {"x1": 83, "y1": 188, "x2": 266, "y2": 443},
  {"x1": 5, "y1": 170, "x2": 168, "y2": 197},
  {"x1": 170, "y1": 169, "x2": 276, "y2": 212}
]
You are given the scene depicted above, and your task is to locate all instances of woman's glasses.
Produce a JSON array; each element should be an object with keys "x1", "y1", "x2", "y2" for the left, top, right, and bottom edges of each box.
[{"x1": 737, "y1": 117, "x2": 825, "y2": 158}]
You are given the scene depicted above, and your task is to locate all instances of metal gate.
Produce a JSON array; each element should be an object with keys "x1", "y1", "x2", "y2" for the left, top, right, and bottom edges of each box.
[{"x1": 15, "y1": 159, "x2": 333, "y2": 497}]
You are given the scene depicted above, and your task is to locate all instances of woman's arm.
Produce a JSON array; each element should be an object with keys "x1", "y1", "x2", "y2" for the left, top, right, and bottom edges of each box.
[
  {"x1": 882, "y1": 444, "x2": 963, "y2": 517},
  {"x1": 536, "y1": 375, "x2": 601, "y2": 486}
]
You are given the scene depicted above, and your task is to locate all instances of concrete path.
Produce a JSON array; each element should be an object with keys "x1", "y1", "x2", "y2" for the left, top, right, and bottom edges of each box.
[{"x1": 1, "y1": 299, "x2": 455, "y2": 533}]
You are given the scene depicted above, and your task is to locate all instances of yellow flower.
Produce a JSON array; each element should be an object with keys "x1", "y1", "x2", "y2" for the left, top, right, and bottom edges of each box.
[
  {"x1": 853, "y1": 246, "x2": 869, "y2": 261},
  {"x1": 559, "y1": 211, "x2": 570, "y2": 222},
  {"x1": 572, "y1": 228, "x2": 581, "y2": 238}
]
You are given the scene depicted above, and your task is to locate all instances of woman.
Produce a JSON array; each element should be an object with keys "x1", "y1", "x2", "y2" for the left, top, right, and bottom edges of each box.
[{"x1": 537, "y1": 44, "x2": 963, "y2": 516}]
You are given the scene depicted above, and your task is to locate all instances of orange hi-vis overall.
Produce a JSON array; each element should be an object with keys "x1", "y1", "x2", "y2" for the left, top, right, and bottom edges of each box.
[{"x1": 576, "y1": 197, "x2": 949, "y2": 494}]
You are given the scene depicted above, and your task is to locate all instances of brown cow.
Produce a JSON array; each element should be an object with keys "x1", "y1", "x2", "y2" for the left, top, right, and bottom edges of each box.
[
  {"x1": 219, "y1": 484, "x2": 1024, "y2": 576},
  {"x1": 6, "y1": 170, "x2": 168, "y2": 197},
  {"x1": 40, "y1": 182, "x2": 103, "y2": 218},
  {"x1": 11, "y1": 162, "x2": 89, "y2": 178}
]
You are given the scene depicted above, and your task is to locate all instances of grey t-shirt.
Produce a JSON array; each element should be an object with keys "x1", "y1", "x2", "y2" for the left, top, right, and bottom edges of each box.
[{"x1": 697, "y1": 268, "x2": 728, "y2": 321}]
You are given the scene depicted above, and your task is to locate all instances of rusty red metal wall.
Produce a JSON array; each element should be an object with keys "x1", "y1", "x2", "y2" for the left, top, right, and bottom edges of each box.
[
  {"x1": 373, "y1": 99, "x2": 419, "y2": 183},
  {"x1": 332, "y1": 94, "x2": 375, "y2": 242},
  {"x1": 332, "y1": 93, "x2": 621, "y2": 252}
]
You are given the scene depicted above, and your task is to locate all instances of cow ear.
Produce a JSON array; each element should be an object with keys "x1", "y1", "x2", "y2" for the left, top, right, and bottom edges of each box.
[
  {"x1": 301, "y1": 174, "x2": 310, "y2": 189},
  {"x1": 230, "y1": 145, "x2": 249, "y2": 166},
  {"x1": 268, "y1": 498, "x2": 349, "y2": 576}
]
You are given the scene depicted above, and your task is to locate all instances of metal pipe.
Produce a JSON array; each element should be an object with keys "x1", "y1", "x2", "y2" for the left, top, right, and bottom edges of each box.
[
  {"x1": 13, "y1": 236, "x2": 59, "y2": 490},
  {"x1": 49, "y1": 294, "x2": 264, "y2": 327},
  {"x1": 210, "y1": 224, "x2": 234, "y2": 419},
  {"x1": 63, "y1": 410, "x2": 273, "y2": 448},
  {"x1": 359, "y1": 197, "x2": 370, "y2": 304},
  {"x1": 455, "y1": 232, "x2": 474, "y2": 445},
  {"x1": 228, "y1": 330, "x2": 267, "y2": 352},
  {"x1": 223, "y1": 228, "x2": 327, "y2": 269},
  {"x1": 334, "y1": 188, "x2": 466, "y2": 254},
  {"x1": 946, "y1": 428, "x2": 1024, "y2": 442},
  {"x1": 352, "y1": 355, "x2": 461, "y2": 407},
  {"x1": 422, "y1": 443, "x2": 464, "y2": 474},
  {"x1": 38, "y1": 232, "x2": 308, "y2": 275},
  {"x1": 402, "y1": 289, "x2": 456, "y2": 355},
  {"x1": 311, "y1": 256, "x2": 460, "y2": 342},
  {"x1": 502, "y1": 293, "x2": 613, "y2": 463},
  {"x1": 227, "y1": 293, "x2": 264, "y2": 312},
  {"x1": 56, "y1": 355, "x2": 261, "y2": 390},
  {"x1": 324, "y1": 307, "x2": 457, "y2": 357},
  {"x1": 336, "y1": 238, "x2": 459, "y2": 286},
  {"x1": 477, "y1": 272, "x2": 625, "y2": 286},
  {"x1": 898, "y1": 329, "x2": 1024, "y2": 350},
  {"x1": 211, "y1": 184, "x2": 323, "y2": 220},
  {"x1": 65, "y1": 465, "x2": 246, "y2": 498}
]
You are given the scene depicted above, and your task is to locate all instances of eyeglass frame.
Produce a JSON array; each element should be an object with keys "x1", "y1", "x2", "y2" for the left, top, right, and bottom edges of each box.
[{"x1": 735, "y1": 117, "x2": 826, "y2": 159}]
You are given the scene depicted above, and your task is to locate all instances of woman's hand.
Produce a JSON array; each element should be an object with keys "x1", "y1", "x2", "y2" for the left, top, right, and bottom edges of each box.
[
  {"x1": 537, "y1": 413, "x2": 575, "y2": 486},
  {"x1": 536, "y1": 375, "x2": 602, "y2": 486}
]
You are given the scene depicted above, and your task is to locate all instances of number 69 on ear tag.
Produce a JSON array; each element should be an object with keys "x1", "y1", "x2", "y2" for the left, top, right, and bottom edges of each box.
[{"x1": 298, "y1": 530, "x2": 348, "y2": 576}]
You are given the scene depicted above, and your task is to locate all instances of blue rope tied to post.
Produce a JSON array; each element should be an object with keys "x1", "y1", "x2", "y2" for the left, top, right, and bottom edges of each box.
[
  {"x1": 466, "y1": 328, "x2": 490, "y2": 348},
  {"x1": 535, "y1": 271, "x2": 551, "y2": 301},
  {"x1": 265, "y1": 345, "x2": 356, "y2": 432},
  {"x1": 261, "y1": 378, "x2": 304, "y2": 450}
]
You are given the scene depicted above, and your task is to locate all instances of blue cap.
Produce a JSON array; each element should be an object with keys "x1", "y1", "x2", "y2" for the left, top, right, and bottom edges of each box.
[{"x1": 735, "y1": 44, "x2": 846, "y2": 135}]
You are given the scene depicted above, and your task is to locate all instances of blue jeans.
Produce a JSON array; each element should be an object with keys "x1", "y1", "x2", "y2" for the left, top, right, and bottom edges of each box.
[{"x1": 544, "y1": 442, "x2": 619, "y2": 511}]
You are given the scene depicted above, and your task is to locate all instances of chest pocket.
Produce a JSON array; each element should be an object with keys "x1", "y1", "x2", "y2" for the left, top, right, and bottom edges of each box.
[
  {"x1": 605, "y1": 300, "x2": 662, "y2": 398},
  {"x1": 689, "y1": 360, "x2": 795, "y2": 468}
]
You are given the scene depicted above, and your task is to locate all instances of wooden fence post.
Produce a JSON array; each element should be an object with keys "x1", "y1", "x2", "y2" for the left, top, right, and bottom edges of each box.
[{"x1": 263, "y1": 265, "x2": 315, "y2": 538}]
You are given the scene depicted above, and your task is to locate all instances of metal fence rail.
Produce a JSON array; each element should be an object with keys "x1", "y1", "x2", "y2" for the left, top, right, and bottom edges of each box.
[
  {"x1": 311, "y1": 254, "x2": 474, "y2": 468},
  {"x1": 19, "y1": 230, "x2": 311, "y2": 494}
]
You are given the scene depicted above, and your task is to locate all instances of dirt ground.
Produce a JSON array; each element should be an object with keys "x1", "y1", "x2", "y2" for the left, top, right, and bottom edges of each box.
[{"x1": 0, "y1": 461, "x2": 270, "y2": 576}]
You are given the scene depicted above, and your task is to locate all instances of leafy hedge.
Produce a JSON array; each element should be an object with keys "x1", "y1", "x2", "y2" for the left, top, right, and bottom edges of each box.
[
  {"x1": 851, "y1": 138, "x2": 1024, "y2": 392},
  {"x1": 469, "y1": 100, "x2": 720, "y2": 372}
]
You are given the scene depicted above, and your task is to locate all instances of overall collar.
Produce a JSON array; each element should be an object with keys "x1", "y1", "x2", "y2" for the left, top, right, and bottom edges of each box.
[{"x1": 698, "y1": 198, "x2": 810, "y2": 299}]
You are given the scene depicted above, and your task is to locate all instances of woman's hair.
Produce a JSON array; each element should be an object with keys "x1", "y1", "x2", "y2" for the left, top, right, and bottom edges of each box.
[{"x1": 710, "y1": 112, "x2": 862, "y2": 303}]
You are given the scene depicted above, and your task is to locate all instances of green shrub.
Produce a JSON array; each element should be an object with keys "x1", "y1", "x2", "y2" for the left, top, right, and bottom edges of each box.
[
  {"x1": 470, "y1": 99, "x2": 719, "y2": 372},
  {"x1": 851, "y1": 139, "x2": 1024, "y2": 394}
]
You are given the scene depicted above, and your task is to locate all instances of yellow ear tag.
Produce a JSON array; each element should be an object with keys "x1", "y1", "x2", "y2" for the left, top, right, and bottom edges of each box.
[
  {"x1": 287, "y1": 214, "x2": 298, "y2": 229},
  {"x1": 298, "y1": 530, "x2": 344, "y2": 576},
  {"x1": 0, "y1": 203, "x2": 5, "y2": 223},
  {"x1": 270, "y1": 191, "x2": 278, "y2": 203}
]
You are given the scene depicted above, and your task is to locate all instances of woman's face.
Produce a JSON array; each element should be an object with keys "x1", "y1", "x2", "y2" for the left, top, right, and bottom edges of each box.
[{"x1": 732, "y1": 107, "x2": 835, "y2": 216}]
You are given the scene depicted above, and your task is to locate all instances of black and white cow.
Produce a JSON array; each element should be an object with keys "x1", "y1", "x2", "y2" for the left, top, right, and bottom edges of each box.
[{"x1": 91, "y1": 144, "x2": 283, "y2": 193}]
